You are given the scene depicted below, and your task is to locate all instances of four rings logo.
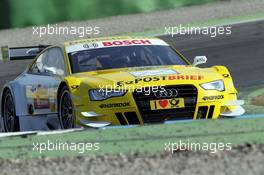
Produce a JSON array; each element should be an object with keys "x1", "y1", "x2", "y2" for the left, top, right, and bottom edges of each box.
[
  {"x1": 83, "y1": 43, "x2": 99, "y2": 49},
  {"x1": 154, "y1": 89, "x2": 178, "y2": 98}
]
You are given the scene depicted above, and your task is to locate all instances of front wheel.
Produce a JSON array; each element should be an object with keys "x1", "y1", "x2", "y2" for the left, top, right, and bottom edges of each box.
[
  {"x1": 58, "y1": 86, "x2": 75, "y2": 129},
  {"x1": 2, "y1": 90, "x2": 19, "y2": 132}
]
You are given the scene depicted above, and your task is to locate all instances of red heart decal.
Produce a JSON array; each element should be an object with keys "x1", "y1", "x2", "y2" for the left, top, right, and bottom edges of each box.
[{"x1": 159, "y1": 100, "x2": 168, "y2": 108}]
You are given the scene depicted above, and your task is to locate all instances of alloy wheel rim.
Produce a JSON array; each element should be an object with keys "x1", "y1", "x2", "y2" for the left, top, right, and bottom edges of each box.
[
  {"x1": 3, "y1": 93, "x2": 15, "y2": 132},
  {"x1": 60, "y1": 91, "x2": 73, "y2": 129}
]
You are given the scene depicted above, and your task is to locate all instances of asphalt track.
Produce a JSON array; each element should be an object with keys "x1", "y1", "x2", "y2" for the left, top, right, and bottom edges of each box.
[
  {"x1": 160, "y1": 20, "x2": 264, "y2": 88},
  {"x1": 0, "y1": 20, "x2": 264, "y2": 90}
]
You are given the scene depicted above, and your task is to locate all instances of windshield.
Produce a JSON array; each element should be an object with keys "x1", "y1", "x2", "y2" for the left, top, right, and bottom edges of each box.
[{"x1": 68, "y1": 45, "x2": 188, "y2": 73}]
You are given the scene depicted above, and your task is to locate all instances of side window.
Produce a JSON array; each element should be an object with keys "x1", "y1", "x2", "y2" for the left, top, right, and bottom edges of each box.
[{"x1": 30, "y1": 48, "x2": 66, "y2": 76}]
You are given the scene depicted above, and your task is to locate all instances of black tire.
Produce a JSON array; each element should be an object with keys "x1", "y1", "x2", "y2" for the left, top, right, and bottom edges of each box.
[
  {"x1": 2, "y1": 89, "x2": 19, "y2": 132},
  {"x1": 58, "y1": 86, "x2": 75, "y2": 129}
]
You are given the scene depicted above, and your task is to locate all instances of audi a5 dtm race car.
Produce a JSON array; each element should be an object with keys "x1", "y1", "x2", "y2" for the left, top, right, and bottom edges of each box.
[{"x1": 0, "y1": 36, "x2": 245, "y2": 132}]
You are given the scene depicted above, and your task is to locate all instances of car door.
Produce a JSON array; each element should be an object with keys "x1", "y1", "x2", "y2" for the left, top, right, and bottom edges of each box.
[{"x1": 21, "y1": 47, "x2": 67, "y2": 115}]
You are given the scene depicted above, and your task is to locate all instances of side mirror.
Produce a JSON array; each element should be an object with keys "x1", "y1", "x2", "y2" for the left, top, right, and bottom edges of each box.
[{"x1": 193, "y1": 56, "x2": 207, "y2": 66}]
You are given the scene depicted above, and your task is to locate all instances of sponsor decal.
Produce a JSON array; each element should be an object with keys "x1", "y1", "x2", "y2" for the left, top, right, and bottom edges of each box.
[
  {"x1": 102, "y1": 40, "x2": 152, "y2": 46},
  {"x1": 30, "y1": 86, "x2": 37, "y2": 92},
  {"x1": 99, "y1": 102, "x2": 130, "y2": 109},
  {"x1": 130, "y1": 69, "x2": 178, "y2": 77},
  {"x1": 26, "y1": 85, "x2": 57, "y2": 113},
  {"x1": 66, "y1": 38, "x2": 168, "y2": 53},
  {"x1": 150, "y1": 98, "x2": 185, "y2": 110},
  {"x1": 34, "y1": 99, "x2": 50, "y2": 109},
  {"x1": 68, "y1": 37, "x2": 133, "y2": 45},
  {"x1": 202, "y1": 95, "x2": 224, "y2": 101},
  {"x1": 117, "y1": 75, "x2": 204, "y2": 86}
]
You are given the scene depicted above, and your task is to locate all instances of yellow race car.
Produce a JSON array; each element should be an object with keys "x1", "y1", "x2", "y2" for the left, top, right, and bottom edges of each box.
[{"x1": 0, "y1": 36, "x2": 245, "y2": 132}]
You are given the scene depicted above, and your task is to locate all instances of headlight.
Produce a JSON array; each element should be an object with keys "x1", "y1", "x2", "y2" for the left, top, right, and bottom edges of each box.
[
  {"x1": 200, "y1": 80, "x2": 225, "y2": 91},
  {"x1": 89, "y1": 89, "x2": 126, "y2": 101}
]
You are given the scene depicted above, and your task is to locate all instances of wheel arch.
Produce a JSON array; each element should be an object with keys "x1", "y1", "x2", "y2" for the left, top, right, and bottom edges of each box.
[
  {"x1": 0, "y1": 85, "x2": 21, "y2": 132},
  {"x1": 57, "y1": 81, "x2": 76, "y2": 129},
  {"x1": 57, "y1": 81, "x2": 68, "y2": 105},
  {"x1": 1, "y1": 85, "x2": 15, "y2": 116},
  {"x1": 2, "y1": 81, "x2": 31, "y2": 117}
]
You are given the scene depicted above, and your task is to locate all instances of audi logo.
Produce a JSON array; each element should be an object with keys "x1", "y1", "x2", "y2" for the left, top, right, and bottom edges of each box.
[
  {"x1": 83, "y1": 43, "x2": 99, "y2": 49},
  {"x1": 154, "y1": 89, "x2": 178, "y2": 98}
]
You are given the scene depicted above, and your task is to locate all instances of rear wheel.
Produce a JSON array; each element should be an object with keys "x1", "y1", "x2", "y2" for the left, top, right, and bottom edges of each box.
[
  {"x1": 58, "y1": 86, "x2": 75, "y2": 129},
  {"x1": 2, "y1": 90, "x2": 19, "y2": 132}
]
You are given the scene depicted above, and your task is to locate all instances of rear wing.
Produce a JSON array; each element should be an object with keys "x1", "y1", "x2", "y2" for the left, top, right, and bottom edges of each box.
[{"x1": 1, "y1": 45, "x2": 50, "y2": 61}]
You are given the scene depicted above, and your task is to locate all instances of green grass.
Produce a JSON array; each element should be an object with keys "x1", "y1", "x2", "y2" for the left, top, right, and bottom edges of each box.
[
  {"x1": 1, "y1": 0, "x2": 217, "y2": 29},
  {"x1": 239, "y1": 84, "x2": 264, "y2": 114},
  {"x1": 0, "y1": 117, "x2": 264, "y2": 159}
]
